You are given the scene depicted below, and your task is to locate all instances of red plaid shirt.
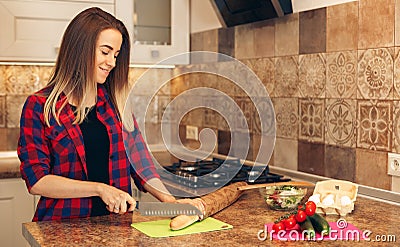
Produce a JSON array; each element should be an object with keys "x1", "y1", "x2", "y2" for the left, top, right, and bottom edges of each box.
[{"x1": 18, "y1": 84, "x2": 159, "y2": 221}]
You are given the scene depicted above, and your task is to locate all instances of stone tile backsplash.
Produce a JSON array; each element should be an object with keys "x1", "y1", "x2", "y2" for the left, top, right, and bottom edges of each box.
[
  {"x1": 180, "y1": 0, "x2": 400, "y2": 191},
  {"x1": 0, "y1": 66, "x2": 167, "y2": 150}
]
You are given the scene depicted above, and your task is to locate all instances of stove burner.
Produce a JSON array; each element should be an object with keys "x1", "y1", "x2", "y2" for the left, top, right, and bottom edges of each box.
[{"x1": 160, "y1": 157, "x2": 290, "y2": 188}]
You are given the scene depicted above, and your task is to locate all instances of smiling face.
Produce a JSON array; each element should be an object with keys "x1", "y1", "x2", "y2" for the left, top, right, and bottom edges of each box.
[{"x1": 94, "y1": 28, "x2": 123, "y2": 84}]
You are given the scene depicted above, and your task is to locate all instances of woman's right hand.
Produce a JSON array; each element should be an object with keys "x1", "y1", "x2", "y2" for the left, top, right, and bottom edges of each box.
[{"x1": 97, "y1": 183, "x2": 136, "y2": 214}]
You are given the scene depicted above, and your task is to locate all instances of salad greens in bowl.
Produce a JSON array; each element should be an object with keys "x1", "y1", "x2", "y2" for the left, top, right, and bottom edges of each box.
[{"x1": 260, "y1": 185, "x2": 307, "y2": 211}]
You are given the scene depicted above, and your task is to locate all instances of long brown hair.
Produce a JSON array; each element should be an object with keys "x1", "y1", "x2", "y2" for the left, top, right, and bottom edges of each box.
[{"x1": 43, "y1": 7, "x2": 130, "y2": 126}]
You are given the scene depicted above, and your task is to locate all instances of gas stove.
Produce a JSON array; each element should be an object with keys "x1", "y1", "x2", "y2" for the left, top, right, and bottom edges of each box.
[{"x1": 158, "y1": 157, "x2": 290, "y2": 189}]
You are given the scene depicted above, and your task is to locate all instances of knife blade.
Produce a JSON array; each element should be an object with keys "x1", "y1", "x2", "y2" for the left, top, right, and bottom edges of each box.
[{"x1": 136, "y1": 202, "x2": 202, "y2": 217}]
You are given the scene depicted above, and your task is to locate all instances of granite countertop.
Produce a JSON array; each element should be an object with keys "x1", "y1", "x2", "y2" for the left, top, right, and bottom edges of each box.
[
  {"x1": 22, "y1": 189, "x2": 400, "y2": 247},
  {"x1": 0, "y1": 152, "x2": 21, "y2": 179}
]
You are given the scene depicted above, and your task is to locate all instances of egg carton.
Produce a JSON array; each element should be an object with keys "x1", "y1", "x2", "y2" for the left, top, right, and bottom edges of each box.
[{"x1": 308, "y1": 179, "x2": 358, "y2": 217}]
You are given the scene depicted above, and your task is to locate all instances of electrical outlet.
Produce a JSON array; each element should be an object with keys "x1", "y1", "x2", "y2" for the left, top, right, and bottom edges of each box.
[
  {"x1": 388, "y1": 153, "x2": 400, "y2": 176},
  {"x1": 186, "y1": 125, "x2": 198, "y2": 140}
]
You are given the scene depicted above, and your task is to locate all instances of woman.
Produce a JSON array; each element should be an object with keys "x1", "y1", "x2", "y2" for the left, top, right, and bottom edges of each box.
[{"x1": 18, "y1": 7, "x2": 177, "y2": 221}]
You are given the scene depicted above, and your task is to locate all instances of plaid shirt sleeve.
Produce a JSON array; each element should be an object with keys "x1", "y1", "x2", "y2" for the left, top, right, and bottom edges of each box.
[
  {"x1": 123, "y1": 115, "x2": 160, "y2": 189},
  {"x1": 18, "y1": 95, "x2": 51, "y2": 191}
]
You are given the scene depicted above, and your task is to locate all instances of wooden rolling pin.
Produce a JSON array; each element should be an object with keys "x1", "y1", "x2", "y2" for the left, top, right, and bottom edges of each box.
[
  {"x1": 170, "y1": 181, "x2": 247, "y2": 230},
  {"x1": 236, "y1": 181, "x2": 315, "y2": 191}
]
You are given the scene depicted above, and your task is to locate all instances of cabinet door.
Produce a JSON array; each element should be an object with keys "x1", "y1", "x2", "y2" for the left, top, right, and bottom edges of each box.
[
  {"x1": 116, "y1": 0, "x2": 189, "y2": 65},
  {"x1": 0, "y1": 178, "x2": 34, "y2": 247},
  {"x1": 0, "y1": 0, "x2": 114, "y2": 62}
]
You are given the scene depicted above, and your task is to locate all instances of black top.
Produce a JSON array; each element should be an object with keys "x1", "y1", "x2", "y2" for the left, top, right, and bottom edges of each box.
[{"x1": 78, "y1": 106, "x2": 110, "y2": 217}]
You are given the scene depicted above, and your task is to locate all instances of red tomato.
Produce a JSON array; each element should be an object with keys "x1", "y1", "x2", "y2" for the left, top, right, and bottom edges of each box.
[
  {"x1": 283, "y1": 217, "x2": 297, "y2": 229},
  {"x1": 295, "y1": 210, "x2": 307, "y2": 223},
  {"x1": 305, "y1": 201, "x2": 317, "y2": 216},
  {"x1": 272, "y1": 222, "x2": 286, "y2": 232}
]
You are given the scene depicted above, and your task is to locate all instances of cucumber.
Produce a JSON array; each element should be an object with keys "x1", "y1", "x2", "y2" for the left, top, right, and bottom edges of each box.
[
  {"x1": 299, "y1": 216, "x2": 315, "y2": 239},
  {"x1": 308, "y1": 213, "x2": 331, "y2": 236}
]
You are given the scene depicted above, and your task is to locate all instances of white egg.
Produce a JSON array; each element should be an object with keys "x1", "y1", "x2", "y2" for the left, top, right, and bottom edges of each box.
[
  {"x1": 322, "y1": 194, "x2": 335, "y2": 206},
  {"x1": 308, "y1": 194, "x2": 321, "y2": 204},
  {"x1": 340, "y1": 195, "x2": 352, "y2": 206}
]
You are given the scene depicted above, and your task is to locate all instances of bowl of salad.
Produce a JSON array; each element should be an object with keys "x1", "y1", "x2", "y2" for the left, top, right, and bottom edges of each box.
[{"x1": 260, "y1": 185, "x2": 307, "y2": 211}]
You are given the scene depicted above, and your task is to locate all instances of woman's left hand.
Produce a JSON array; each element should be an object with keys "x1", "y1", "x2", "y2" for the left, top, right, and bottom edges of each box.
[{"x1": 175, "y1": 198, "x2": 206, "y2": 219}]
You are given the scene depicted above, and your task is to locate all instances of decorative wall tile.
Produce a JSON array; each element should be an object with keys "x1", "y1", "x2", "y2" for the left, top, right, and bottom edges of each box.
[
  {"x1": 326, "y1": 51, "x2": 357, "y2": 98},
  {"x1": 216, "y1": 61, "x2": 243, "y2": 97},
  {"x1": 235, "y1": 24, "x2": 255, "y2": 59},
  {"x1": 0, "y1": 95, "x2": 5, "y2": 127},
  {"x1": 392, "y1": 101, "x2": 400, "y2": 152},
  {"x1": 253, "y1": 19, "x2": 275, "y2": 58},
  {"x1": 128, "y1": 67, "x2": 147, "y2": 88},
  {"x1": 199, "y1": 63, "x2": 219, "y2": 90},
  {"x1": 4, "y1": 65, "x2": 40, "y2": 94},
  {"x1": 252, "y1": 97, "x2": 275, "y2": 135},
  {"x1": 298, "y1": 53, "x2": 326, "y2": 98},
  {"x1": 325, "y1": 145, "x2": 356, "y2": 182},
  {"x1": 393, "y1": 47, "x2": 400, "y2": 99},
  {"x1": 218, "y1": 27, "x2": 235, "y2": 59},
  {"x1": 357, "y1": 100, "x2": 392, "y2": 151},
  {"x1": 203, "y1": 29, "x2": 218, "y2": 53},
  {"x1": 244, "y1": 58, "x2": 275, "y2": 97},
  {"x1": 38, "y1": 66, "x2": 53, "y2": 88},
  {"x1": 275, "y1": 13, "x2": 299, "y2": 56},
  {"x1": 299, "y1": 98, "x2": 325, "y2": 143},
  {"x1": 358, "y1": 0, "x2": 395, "y2": 49},
  {"x1": 234, "y1": 96, "x2": 253, "y2": 132},
  {"x1": 251, "y1": 134, "x2": 275, "y2": 164},
  {"x1": 0, "y1": 128, "x2": 6, "y2": 151},
  {"x1": 191, "y1": 30, "x2": 219, "y2": 63},
  {"x1": 181, "y1": 109, "x2": 204, "y2": 127},
  {"x1": 358, "y1": 48, "x2": 394, "y2": 100},
  {"x1": 274, "y1": 137, "x2": 298, "y2": 171},
  {"x1": 6, "y1": 94, "x2": 27, "y2": 128},
  {"x1": 6, "y1": 128, "x2": 19, "y2": 150},
  {"x1": 326, "y1": 1, "x2": 358, "y2": 52},
  {"x1": 171, "y1": 66, "x2": 190, "y2": 96},
  {"x1": 274, "y1": 56, "x2": 299, "y2": 97},
  {"x1": 325, "y1": 99, "x2": 356, "y2": 147},
  {"x1": 396, "y1": 0, "x2": 400, "y2": 46},
  {"x1": 0, "y1": 66, "x2": 5, "y2": 94},
  {"x1": 299, "y1": 8, "x2": 326, "y2": 54},
  {"x1": 218, "y1": 130, "x2": 231, "y2": 156},
  {"x1": 155, "y1": 69, "x2": 172, "y2": 96},
  {"x1": 191, "y1": 32, "x2": 203, "y2": 51},
  {"x1": 230, "y1": 131, "x2": 253, "y2": 160},
  {"x1": 157, "y1": 95, "x2": 174, "y2": 124},
  {"x1": 233, "y1": 59, "x2": 258, "y2": 97},
  {"x1": 143, "y1": 123, "x2": 162, "y2": 145},
  {"x1": 298, "y1": 141, "x2": 325, "y2": 176},
  {"x1": 203, "y1": 95, "x2": 219, "y2": 129},
  {"x1": 356, "y1": 148, "x2": 391, "y2": 190},
  {"x1": 273, "y1": 97, "x2": 298, "y2": 140}
]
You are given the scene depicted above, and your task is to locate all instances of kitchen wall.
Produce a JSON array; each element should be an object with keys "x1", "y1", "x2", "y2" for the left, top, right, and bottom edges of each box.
[
  {"x1": 177, "y1": 0, "x2": 400, "y2": 192},
  {"x1": 0, "y1": 65, "x2": 171, "y2": 150}
]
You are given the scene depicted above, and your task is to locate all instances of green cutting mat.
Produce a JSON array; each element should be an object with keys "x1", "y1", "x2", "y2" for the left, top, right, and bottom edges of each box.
[{"x1": 131, "y1": 217, "x2": 233, "y2": 238}]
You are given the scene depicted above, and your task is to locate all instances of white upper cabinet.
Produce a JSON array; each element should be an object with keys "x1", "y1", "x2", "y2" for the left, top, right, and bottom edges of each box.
[
  {"x1": 116, "y1": 0, "x2": 189, "y2": 65},
  {"x1": 0, "y1": 0, "x2": 114, "y2": 62}
]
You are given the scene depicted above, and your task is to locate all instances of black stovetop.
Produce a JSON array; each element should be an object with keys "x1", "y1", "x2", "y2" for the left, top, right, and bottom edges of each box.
[{"x1": 159, "y1": 157, "x2": 290, "y2": 189}]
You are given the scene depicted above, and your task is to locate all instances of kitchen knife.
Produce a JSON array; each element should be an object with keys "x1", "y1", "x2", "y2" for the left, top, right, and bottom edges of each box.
[{"x1": 136, "y1": 202, "x2": 202, "y2": 217}]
